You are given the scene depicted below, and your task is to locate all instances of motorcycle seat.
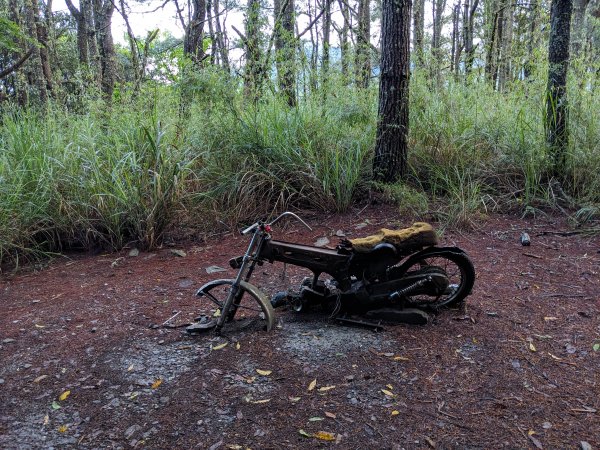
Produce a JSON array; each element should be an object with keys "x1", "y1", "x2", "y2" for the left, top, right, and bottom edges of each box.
[{"x1": 348, "y1": 223, "x2": 438, "y2": 253}]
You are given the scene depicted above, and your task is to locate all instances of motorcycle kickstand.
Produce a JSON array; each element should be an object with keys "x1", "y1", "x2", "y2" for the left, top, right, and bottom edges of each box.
[{"x1": 334, "y1": 314, "x2": 385, "y2": 332}]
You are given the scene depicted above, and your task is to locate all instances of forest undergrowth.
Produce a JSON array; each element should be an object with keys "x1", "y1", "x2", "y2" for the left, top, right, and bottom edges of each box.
[{"x1": 1, "y1": 70, "x2": 599, "y2": 267}]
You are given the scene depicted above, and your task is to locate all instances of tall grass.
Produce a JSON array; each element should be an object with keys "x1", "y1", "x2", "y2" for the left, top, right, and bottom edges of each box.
[{"x1": 1, "y1": 70, "x2": 599, "y2": 267}]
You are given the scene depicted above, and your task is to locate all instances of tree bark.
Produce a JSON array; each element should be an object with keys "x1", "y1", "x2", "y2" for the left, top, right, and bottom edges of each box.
[
  {"x1": 244, "y1": 0, "x2": 262, "y2": 101},
  {"x1": 274, "y1": 0, "x2": 296, "y2": 105},
  {"x1": 93, "y1": 0, "x2": 116, "y2": 102},
  {"x1": 322, "y1": 0, "x2": 331, "y2": 80},
  {"x1": 374, "y1": 0, "x2": 411, "y2": 183},
  {"x1": 356, "y1": 0, "x2": 371, "y2": 88},
  {"x1": 523, "y1": 0, "x2": 539, "y2": 79},
  {"x1": 545, "y1": 0, "x2": 572, "y2": 179},
  {"x1": 24, "y1": 0, "x2": 48, "y2": 105},
  {"x1": 338, "y1": 0, "x2": 350, "y2": 82},
  {"x1": 451, "y1": 2, "x2": 461, "y2": 76},
  {"x1": 571, "y1": 0, "x2": 590, "y2": 57},
  {"x1": 463, "y1": 0, "x2": 479, "y2": 75},
  {"x1": 431, "y1": 0, "x2": 446, "y2": 85},
  {"x1": 213, "y1": 0, "x2": 231, "y2": 72},
  {"x1": 65, "y1": 0, "x2": 89, "y2": 65},
  {"x1": 413, "y1": 0, "x2": 425, "y2": 67},
  {"x1": 184, "y1": 0, "x2": 207, "y2": 64}
]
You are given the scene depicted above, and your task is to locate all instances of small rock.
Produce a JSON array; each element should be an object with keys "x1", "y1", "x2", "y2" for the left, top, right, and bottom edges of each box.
[
  {"x1": 32, "y1": 300, "x2": 40, "y2": 304},
  {"x1": 90, "y1": 327, "x2": 97, "y2": 333},
  {"x1": 2, "y1": 338, "x2": 15, "y2": 344},
  {"x1": 314, "y1": 237, "x2": 330, "y2": 247},
  {"x1": 581, "y1": 442, "x2": 592, "y2": 450},
  {"x1": 124, "y1": 424, "x2": 142, "y2": 439},
  {"x1": 0, "y1": 378, "x2": 4, "y2": 384},
  {"x1": 171, "y1": 249, "x2": 187, "y2": 257},
  {"x1": 335, "y1": 229, "x2": 346, "y2": 237},
  {"x1": 178, "y1": 279, "x2": 194, "y2": 288},
  {"x1": 205, "y1": 266, "x2": 226, "y2": 274},
  {"x1": 566, "y1": 343, "x2": 577, "y2": 354},
  {"x1": 542, "y1": 421, "x2": 552, "y2": 429},
  {"x1": 128, "y1": 248, "x2": 140, "y2": 257}
]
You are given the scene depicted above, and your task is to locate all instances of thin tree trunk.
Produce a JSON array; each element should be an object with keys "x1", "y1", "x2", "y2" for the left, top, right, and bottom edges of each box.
[
  {"x1": 25, "y1": 0, "x2": 48, "y2": 105},
  {"x1": 65, "y1": 0, "x2": 89, "y2": 65},
  {"x1": 93, "y1": 0, "x2": 116, "y2": 102},
  {"x1": 524, "y1": 0, "x2": 539, "y2": 79},
  {"x1": 451, "y1": 2, "x2": 460, "y2": 75},
  {"x1": 498, "y1": 0, "x2": 512, "y2": 90},
  {"x1": 571, "y1": 0, "x2": 590, "y2": 57},
  {"x1": 213, "y1": 0, "x2": 231, "y2": 72},
  {"x1": 413, "y1": 0, "x2": 425, "y2": 67},
  {"x1": 322, "y1": 0, "x2": 331, "y2": 81},
  {"x1": 244, "y1": 0, "x2": 262, "y2": 101},
  {"x1": 184, "y1": 0, "x2": 207, "y2": 64},
  {"x1": 463, "y1": 0, "x2": 479, "y2": 75},
  {"x1": 431, "y1": 0, "x2": 446, "y2": 86},
  {"x1": 8, "y1": 0, "x2": 28, "y2": 105},
  {"x1": 274, "y1": 0, "x2": 296, "y2": 105},
  {"x1": 374, "y1": 0, "x2": 411, "y2": 182},
  {"x1": 338, "y1": 0, "x2": 350, "y2": 82},
  {"x1": 545, "y1": 0, "x2": 572, "y2": 179},
  {"x1": 356, "y1": 0, "x2": 371, "y2": 88}
]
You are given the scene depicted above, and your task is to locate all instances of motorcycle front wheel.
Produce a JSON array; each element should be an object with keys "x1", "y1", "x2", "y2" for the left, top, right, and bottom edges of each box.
[{"x1": 393, "y1": 248, "x2": 475, "y2": 309}]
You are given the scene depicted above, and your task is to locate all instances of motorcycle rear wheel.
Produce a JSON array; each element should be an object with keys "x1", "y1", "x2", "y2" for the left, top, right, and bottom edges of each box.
[{"x1": 395, "y1": 249, "x2": 475, "y2": 309}]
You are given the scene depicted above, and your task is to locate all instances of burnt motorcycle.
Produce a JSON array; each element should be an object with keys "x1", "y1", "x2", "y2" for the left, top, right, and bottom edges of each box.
[{"x1": 187, "y1": 212, "x2": 475, "y2": 334}]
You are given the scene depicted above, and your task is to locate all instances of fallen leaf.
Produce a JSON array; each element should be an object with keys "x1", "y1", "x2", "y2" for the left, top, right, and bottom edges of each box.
[
  {"x1": 256, "y1": 369, "x2": 272, "y2": 376},
  {"x1": 393, "y1": 356, "x2": 410, "y2": 361},
  {"x1": 318, "y1": 385, "x2": 336, "y2": 392},
  {"x1": 544, "y1": 316, "x2": 558, "y2": 321},
  {"x1": 593, "y1": 343, "x2": 600, "y2": 352},
  {"x1": 308, "y1": 379, "x2": 317, "y2": 391},
  {"x1": 245, "y1": 376, "x2": 256, "y2": 384},
  {"x1": 42, "y1": 415, "x2": 49, "y2": 426},
  {"x1": 171, "y1": 249, "x2": 187, "y2": 257},
  {"x1": 34, "y1": 375, "x2": 48, "y2": 383},
  {"x1": 228, "y1": 446, "x2": 243, "y2": 450},
  {"x1": 424, "y1": 436, "x2": 436, "y2": 448},
  {"x1": 314, "y1": 237, "x2": 330, "y2": 247},
  {"x1": 309, "y1": 417, "x2": 324, "y2": 422},
  {"x1": 59, "y1": 390, "x2": 71, "y2": 401},
  {"x1": 548, "y1": 352, "x2": 562, "y2": 360},
  {"x1": 236, "y1": 342, "x2": 241, "y2": 350},
  {"x1": 289, "y1": 397, "x2": 301, "y2": 403},
  {"x1": 314, "y1": 431, "x2": 336, "y2": 441},
  {"x1": 386, "y1": 384, "x2": 393, "y2": 390},
  {"x1": 529, "y1": 342, "x2": 537, "y2": 352},
  {"x1": 213, "y1": 309, "x2": 222, "y2": 318},
  {"x1": 325, "y1": 411, "x2": 336, "y2": 419},
  {"x1": 35, "y1": 324, "x2": 45, "y2": 328},
  {"x1": 151, "y1": 379, "x2": 163, "y2": 389},
  {"x1": 205, "y1": 265, "x2": 226, "y2": 274},
  {"x1": 212, "y1": 342, "x2": 228, "y2": 351},
  {"x1": 127, "y1": 364, "x2": 134, "y2": 372},
  {"x1": 129, "y1": 392, "x2": 139, "y2": 400},
  {"x1": 252, "y1": 399, "x2": 271, "y2": 404},
  {"x1": 298, "y1": 429, "x2": 312, "y2": 438},
  {"x1": 528, "y1": 433, "x2": 543, "y2": 449},
  {"x1": 381, "y1": 389, "x2": 395, "y2": 397},
  {"x1": 51, "y1": 401, "x2": 61, "y2": 410},
  {"x1": 391, "y1": 410, "x2": 400, "y2": 416},
  {"x1": 58, "y1": 425, "x2": 68, "y2": 433}
]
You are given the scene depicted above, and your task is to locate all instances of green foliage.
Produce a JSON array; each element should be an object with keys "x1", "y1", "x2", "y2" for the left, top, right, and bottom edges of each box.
[{"x1": 1, "y1": 66, "x2": 600, "y2": 267}]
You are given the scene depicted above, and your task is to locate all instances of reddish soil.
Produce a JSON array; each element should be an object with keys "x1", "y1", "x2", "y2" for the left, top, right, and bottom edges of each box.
[{"x1": 1, "y1": 206, "x2": 599, "y2": 449}]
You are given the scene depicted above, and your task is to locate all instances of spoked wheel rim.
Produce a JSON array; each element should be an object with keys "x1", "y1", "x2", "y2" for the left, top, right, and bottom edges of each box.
[{"x1": 197, "y1": 283, "x2": 273, "y2": 332}]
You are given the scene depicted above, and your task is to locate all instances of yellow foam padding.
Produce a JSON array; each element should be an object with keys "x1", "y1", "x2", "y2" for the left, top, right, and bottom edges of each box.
[{"x1": 349, "y1": 222, "x2": 438, "y2": 253}]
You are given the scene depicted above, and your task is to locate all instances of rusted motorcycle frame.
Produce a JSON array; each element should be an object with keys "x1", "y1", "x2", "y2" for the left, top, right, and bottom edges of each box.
[{"x1": 191, "y1": 212, "x2": 475, "y2": 335}]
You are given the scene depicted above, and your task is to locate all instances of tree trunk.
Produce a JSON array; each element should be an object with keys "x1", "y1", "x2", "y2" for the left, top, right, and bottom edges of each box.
[
  {"x1": 374, "y1": 0, "x2": 411, "y2": 183},
  {"x1": 497, "y1": 0, "x2": 512, "y2": 90},
  {"x1": 322, "y1": 0, "x2": 331, "y2": 81},
  {"x1": 413, "y1": 0, "x2": 425, "y2": 67},
  {"x1": 523, "y1": 0, "x2": 539, "y2": 79},
  {"x1": 338, "y1": 0, "x2": 350, "y2": 82},
  {"x1": 184, "y1": 0, "x2": 207, "y2": 64},
  {"x1": 244, "y1": 0, "x2": 262, "y2": 101},
  {"x1": 65, "y1": 0, "x2": 89, "y2": 65},
  {"x1": 356, "y1": 0, "x2": 371, "y2": 88},
  {"x1": 451, "y1": 2, "x2": 460, "y2": 76},
  {"x1": 463, "y1": 0, "x2": 479, "y2": 75},
  {"x1": 545, "y1": 0, "x2": 572, "y2": 179},
  {"x1": 24, "y1": 0, "x2": 48, "y2": 105},
  {"x1": 571, "y1": 0, "x2": 590, "y2": 57},
  {"x1": 93, "y1": 0, "x2": 116, "y2": 102},
  {"x1": 8, "y1": 0, "x2": 29, "y2": 105},
  {"x1": 213, "y1": 0, "x2": 231, "y2": 72},
  {"x1": 274, "y1": 0, "x2": 296, "y2": 105},
  {"x1": 431, "y1": 0, "x2": 446, "y2": 86},
  {"x1": 484, "y1": 0, "x2": 499, "y2": 84}
]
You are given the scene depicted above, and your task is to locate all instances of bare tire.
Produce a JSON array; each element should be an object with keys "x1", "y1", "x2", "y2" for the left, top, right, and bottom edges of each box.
[{"x1": 395, "y1": 248, "x2": 475, "y2": 309}]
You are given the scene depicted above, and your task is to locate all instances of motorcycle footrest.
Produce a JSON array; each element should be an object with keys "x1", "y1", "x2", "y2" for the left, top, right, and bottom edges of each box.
[{"x1": 334, "y1": 315, "x2": 385, "y2": 332}]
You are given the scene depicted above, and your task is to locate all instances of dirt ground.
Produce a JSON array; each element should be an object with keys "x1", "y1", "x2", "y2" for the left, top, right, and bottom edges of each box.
[{"x1": 1, "y1": 206, "x2": 599, "y2": 450}]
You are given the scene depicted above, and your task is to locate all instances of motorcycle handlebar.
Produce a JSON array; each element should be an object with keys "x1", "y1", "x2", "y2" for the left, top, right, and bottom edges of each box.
[{"x1": 240, "y1": 212, "x2": 312, "y2": 235}]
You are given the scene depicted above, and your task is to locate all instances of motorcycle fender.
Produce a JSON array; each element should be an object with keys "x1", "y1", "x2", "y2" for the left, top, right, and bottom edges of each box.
[{"x1": 196, "y1": 279, "x2": 275, "y2": 331}]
